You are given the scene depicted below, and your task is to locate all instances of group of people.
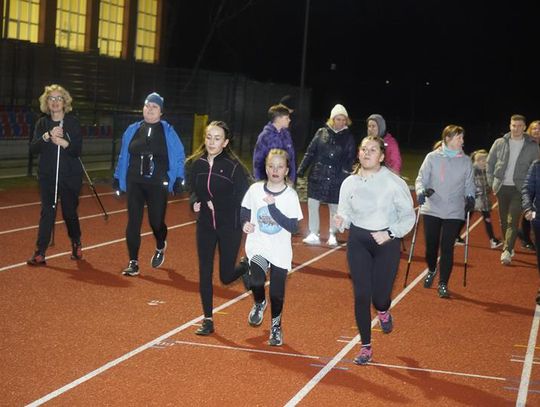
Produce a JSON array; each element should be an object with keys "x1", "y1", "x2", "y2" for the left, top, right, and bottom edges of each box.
[{"x1": 26, "y1": 84, "x2": 540, "y2": 366}]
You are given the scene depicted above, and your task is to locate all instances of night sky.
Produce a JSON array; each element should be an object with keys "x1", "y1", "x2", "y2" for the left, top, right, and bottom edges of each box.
[{"x1": 164, "y1": 0, "x2": 538, "y2": 142}]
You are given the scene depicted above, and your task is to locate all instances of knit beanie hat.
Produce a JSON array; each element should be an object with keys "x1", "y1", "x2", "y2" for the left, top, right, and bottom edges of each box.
[
  {"x1": 367, "y1": 114, "x2": 386, "y2": 137},
  {"x1": 145, "y1": 92, "x2": 164, "y2": 111},
  {"x1": 330, "y1": 104, "x2": 349, "y2": 120}
]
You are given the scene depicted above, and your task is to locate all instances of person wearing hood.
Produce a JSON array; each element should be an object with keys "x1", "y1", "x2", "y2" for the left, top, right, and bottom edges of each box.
[
  {"x1": 415, "y1": 125, "x2": 475, "y2": 298},
  {"x1": 297, "y1": 104, "x2": 356, "y2": 246},
  {"x1": 113, "y1": 92, "x2": 185, "y2": 276},
  {"x1": 367, "y1": 114, "x2": 402, "y2": 174},
  {"x1": 486, "y1": 114, "x2": 539, "y2": 265},
  {"x1": 252, "y1": 104, "x2": 296, "y2": 182}
]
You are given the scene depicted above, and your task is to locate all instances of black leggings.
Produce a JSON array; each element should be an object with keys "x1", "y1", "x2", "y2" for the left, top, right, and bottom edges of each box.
[
  {"x1": 481, "y1": 211, "x2": 496, "y2": 240},
  {"x1": 126, "y1": 181, "x2": 168, "y2": 260},
  {"x1": 347, "y1": 225, "x2": 401, "y2": 346},
  {"x1": 249, "y1": 259, "x2": 288, "y2": 319},
  {"x1": 36, "y1": 175, "x2": 82, "y2": 254},
  {"x1": 196, "y1": 223, "x2": 243, "y2": 318},
  {"x1": 423, "y1": 215, "x2": 462, "y2": 285}
]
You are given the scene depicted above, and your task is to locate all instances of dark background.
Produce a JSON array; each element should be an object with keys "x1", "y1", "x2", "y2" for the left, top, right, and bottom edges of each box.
[{"x1": 162, "y1": 0, "x2": 538, "y2": 150}]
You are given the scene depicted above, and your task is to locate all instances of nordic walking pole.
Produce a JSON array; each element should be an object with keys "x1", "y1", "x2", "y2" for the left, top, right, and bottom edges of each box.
[
  {"x1": 49, "y1": 120, "x2": 63, "y2": 247},
  {"x1": 79, "y1": 157, "x2": 108, "y2": 220},
  {"x1": 463, "y1": 210, "x2": 471, "y2": 287},
  {"x1": 403, "y1": 206, "x2": 421, "y2": 287}
]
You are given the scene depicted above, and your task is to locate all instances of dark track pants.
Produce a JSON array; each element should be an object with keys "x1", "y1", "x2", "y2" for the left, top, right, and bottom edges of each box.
[{"x1": 347, "y1": 225, "x2": 401, "y2": 346}]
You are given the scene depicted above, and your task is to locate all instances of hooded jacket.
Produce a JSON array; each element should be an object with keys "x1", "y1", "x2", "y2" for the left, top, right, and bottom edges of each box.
[
  {"x1": 367, "y1": 114, "x2": 402, "y2": 174},
  {"x1": 252, "y1": 123, "x2": 296, "y2": 182}
]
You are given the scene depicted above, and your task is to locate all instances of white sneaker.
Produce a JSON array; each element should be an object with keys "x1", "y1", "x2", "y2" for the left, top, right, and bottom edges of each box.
[
  {"x1": 500, "y1": 250, "x2": 512, "y2": 265},
  {"x1": 303, "y1": 233, "x2": 320, "y2": 245},
  {"x1": 489, "y1": 238, "x2": 502, "y2": 249},
  {"x1": 327, "y1": 233, "x2": 338, "y2": 246}
]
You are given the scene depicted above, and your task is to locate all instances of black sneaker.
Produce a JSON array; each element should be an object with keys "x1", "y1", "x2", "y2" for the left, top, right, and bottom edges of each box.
[
  {"x1": 438, "y1": 282, "x2": 450, "y2": 298},
  {"x1": 151, "y1": 241, "x2": 166, "y2": 268},
  {"x1": 522, "y1": 241, "x2": 536, "y2": 251},
  {"x1": 248, "y1": 299, "x2": 267, "y2": 326},
  {"x1": 27, "y1": 251, "x2": 46, "y2": 266},
  {"x1": 71, "y1": 242, "x2": 83, "y2": 260},
  {"x1": 195, "y1": 318, "x2": 214, "y2": 336},
  {"x1": 122, "y1": 260, "x2": 139, "y2": 276},
  {"x1": 536, "y1": 289, "x2": 540, "y2": 306},
  {"x1": 455, "y1": 237, "x2": 465, "y2": 246},
  {"x1": 423, "y1": 270, "x2": 437, "y2": 288},
  {"x1": 268, "y1": 315, "x2": 283, "y2": 346}
]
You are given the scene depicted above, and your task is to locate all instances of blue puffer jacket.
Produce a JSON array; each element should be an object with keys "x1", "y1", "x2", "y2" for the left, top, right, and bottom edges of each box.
[{"x1": 114, "y1": 120, "x2": 185, "y2": 192}]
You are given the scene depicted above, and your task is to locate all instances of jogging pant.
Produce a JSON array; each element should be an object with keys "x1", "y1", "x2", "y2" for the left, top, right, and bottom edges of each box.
[
  {"x1": 126, "y1": 181, "x2": 168, "y2": 260},
  {"x1": 307, "y1": 198, "x2": 338, "y2": 235},
  {"x1": 347, "y1": 225, "x2": 401, "y2": 346},
  {"x1": 496, "y1": 185, "x2": 522, "y2": 252},
  {"x1": 249, "y1": 257, "x2": 288, "y2": 319},
  {"x1": 36, "y1": 175, "x2": 82, "y2": 254},
  {"x1": 481, "y1": 211, "x2": 496, "y2": 241},
  {"x1": 196, "y1": 223, "x2": 243, "y2": 318},
  {"x1": 423, "y1": 215, "x2": 462, "y2": 285}
]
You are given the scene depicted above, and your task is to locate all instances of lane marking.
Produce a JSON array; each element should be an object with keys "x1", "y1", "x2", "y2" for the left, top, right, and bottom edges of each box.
[
  {"x1": 24, "y1": 247, "x2": 341, "y2": 406},
  {"x1": 0, "y1": 198, "x2": 188, "y2": 235},
  {"x1": 516, "y1": 305, "x2": 540, "y2": 407},
  {"x1": 0, "y1": 191, "x2": 117, "y2": 210},
  {"x1": 0, "y1": 220, "x2": 196, "y2": 273}
]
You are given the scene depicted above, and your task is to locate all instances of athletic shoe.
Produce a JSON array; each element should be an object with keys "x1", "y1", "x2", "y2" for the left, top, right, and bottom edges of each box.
[
  {"x1": 500, "y1": 250, "x2": 512, "y2": 265},
  {"x1": 522, "y1": 241, "x2": 536, "y2": 251},
  {"x1": 151, "y1": 241, "x2": 167, "y2": 268},
  {"x1": 353, "y1": 346, "x2": 373, "y2": 365},
  {"x1": 378, "y1": 311, "x2": 393, "y2": 334},
  {"x1": 455, "y1": 237, "x2": 465, "y2": 245},
  {"x1": 438, "y1": 282, "x2": 450, "y2": 298},
  {"x1": 268, "y1": 315, "x2": 283, "y2": 346},
  {"x1": 302, "y1": 233, "x2": 320, "y2": 245},
  {"x1": 536, "y1": 289, "x2": 540, "y2": 306},
  {"x1": 489, "y1": 238, "x2": 503, "y2": 249},
  {"x1": 248, "y1": 299, "x2": 267, "y2": 326},
  {"x1": 423, "y1": 269, "x2": 437, "y2": 288},
  {"x1": 238, "y1": 257, "x2": 250, "y2": 291},
  {"x1": 122, "y1": 260, "x2": 140, "y2": 276},
  {"x1": 71, "y1": 242, "x2": 83, "y2": 260},
  {"x1": 27, "y1": 251, "x2": 46, "y2": 266},
  {"x1": 195, "y1": 318, "x2": 214, "y2": 336},
  {"x1": 327, "y1": 233, "x2": 338, "y2": 246}
]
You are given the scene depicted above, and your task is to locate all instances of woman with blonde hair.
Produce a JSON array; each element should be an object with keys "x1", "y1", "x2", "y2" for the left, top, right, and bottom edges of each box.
[{"x1": 27, "y1": 84, "x2": 83, "y2": 265}]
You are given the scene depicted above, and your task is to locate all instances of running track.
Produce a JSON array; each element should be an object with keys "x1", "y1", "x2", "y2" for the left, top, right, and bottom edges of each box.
[{"x1": 0, "y1": 184, "x2": 539, "y2": 406}]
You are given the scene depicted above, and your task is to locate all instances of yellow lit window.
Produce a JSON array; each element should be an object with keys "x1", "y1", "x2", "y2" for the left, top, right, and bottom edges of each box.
[
  {"x1": 98, "y1": 0, "x2": 125, "y2": 58},
  {"x1": 55, "y1": 0, "x2": 87, "y2": 51},
  {"x1": 135, "y1": 0, "x2": 158, "y2": 63},
  {"x1": 2, "y1": 0, "x2": 40, "y2": 43}
]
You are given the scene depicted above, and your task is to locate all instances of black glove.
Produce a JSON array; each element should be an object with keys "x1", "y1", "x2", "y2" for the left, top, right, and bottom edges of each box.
[
  {"x1": 465, "y1": 196, "x2": 475, "y2": 213},
  {"x1": 425, "y1": 188, "x2": 435, "y2": 197},
  {"x1": 173, "y1": 178, "x2": 183, "y2": 195}
]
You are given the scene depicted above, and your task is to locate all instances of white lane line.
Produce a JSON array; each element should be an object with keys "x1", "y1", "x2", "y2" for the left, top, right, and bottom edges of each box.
[
  {"x1": 24, "y1": 247, "x2": 341, "y2": 406},
  {"x1": 0, "y1": 220, "x2": 195, "y2": 273},
  {"x1": 0, "y1": 198, "x2": 188, "y2": 235},
  {"x1": 0, "y1": 191, "x2": 117, "y2": 210},
  {"x1": 516, "y1": 305, "x2": 540, "y2": 407}
]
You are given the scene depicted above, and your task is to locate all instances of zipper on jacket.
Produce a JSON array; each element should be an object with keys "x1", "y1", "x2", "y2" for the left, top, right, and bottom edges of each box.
[{"x1": 207, "y1": 161, "x2": 216, "y2": 229}]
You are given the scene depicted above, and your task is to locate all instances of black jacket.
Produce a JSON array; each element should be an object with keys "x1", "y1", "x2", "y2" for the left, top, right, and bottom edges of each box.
[
  {"x1": 29, "y1": 113, "x2": 83, "y2": 179},
  {"x1": 188, "y1": 151, "x2": 250, "y2": 229}
]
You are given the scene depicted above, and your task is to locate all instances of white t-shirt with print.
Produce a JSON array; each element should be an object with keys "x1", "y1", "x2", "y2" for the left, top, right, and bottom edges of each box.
[{"x1": 242, "y1": 182, "x2": 303, "y2": 270}]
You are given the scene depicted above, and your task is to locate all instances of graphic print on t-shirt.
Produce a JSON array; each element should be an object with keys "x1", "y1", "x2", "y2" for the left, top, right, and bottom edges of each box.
[{"x1": 257, "y1": 206, "x2": 282, "y2": 235}]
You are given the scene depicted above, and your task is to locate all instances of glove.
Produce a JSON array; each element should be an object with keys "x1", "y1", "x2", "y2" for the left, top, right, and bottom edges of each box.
[
  {"x1": 173, "y1": 178, "x2": 184, "y2": 195},
  {"x1": 425, "y1": 188, "x2": 435, "y2": 197},
  {"x1": 112, "y1": 178, "x2": 123, "y2": 196},
  {"x1": 417, "y1": 188, "x2": 434, "y2": 205},
  {"x1": 465, "y1": 196, "x2": 475, "y2": 213}
]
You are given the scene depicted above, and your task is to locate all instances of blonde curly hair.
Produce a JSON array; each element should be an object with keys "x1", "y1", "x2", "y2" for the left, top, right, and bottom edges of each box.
[{"x1": 38, "y1": 84, "x2": 73, "y2": 114}]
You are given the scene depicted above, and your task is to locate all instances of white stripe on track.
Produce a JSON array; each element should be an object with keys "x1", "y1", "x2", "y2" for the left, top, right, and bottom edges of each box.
[
  {"x1": 0, "y1": 191, "x2": 117, "y2": 210},
  {"x1": 24, "y1": 246, "x2": 341, "y2": 406},
  {"x1": 0, "y1": 198, "x2": 187, "y2": 235},
  {"x1": 516, "y1": 305, "x2": 540, "y2": 407},
  {"x1": 0, "y1": 219, "x2": 195, "y2": 273}
]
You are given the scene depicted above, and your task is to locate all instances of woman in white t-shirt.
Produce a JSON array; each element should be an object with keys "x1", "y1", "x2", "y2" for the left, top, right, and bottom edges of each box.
[
  {"x1": 335, "y1": 136, "x2": 415, "y2": 365},
  {"x1": 241, "y1": 148, "x2": 303, "y2": 346}
]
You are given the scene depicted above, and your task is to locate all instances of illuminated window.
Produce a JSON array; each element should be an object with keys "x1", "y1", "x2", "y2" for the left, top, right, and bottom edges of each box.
[
  {"x1": 135, "y1": 0, "x2": 158, "y2": 62},
  {"x1": 98, "y1": 0, "x2": 124, "y2": 57},
  {"x1": 55, "y1": 0, "x2": 87, "y2": 51},
  {"x1": 2, "y1": 0, "x2": 40, "y2": 42}
]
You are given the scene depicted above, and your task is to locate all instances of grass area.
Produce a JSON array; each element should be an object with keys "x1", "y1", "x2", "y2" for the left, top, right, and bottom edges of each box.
[{"x1": 400, "y1": 148, "x2": 429, "y2": 185}]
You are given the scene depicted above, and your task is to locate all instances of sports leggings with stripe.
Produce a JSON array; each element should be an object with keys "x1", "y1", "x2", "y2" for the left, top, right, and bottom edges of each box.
[
  {"x1": 249, "y1": 257, "x2": 288, "y2": 318},
  {"x1": 347, "y1": 225, "x2": 401, "y2": 346}
]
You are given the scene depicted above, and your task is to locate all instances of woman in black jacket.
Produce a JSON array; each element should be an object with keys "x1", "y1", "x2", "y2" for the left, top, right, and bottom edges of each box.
[
  {"x1": 27, "y1": 84, "x2": 83, "y2": 265},
  {"x1": 521, "y1": 159, "x2": 540, "y2": 305},
  {"x1": 297, "y1": 104, "x2": 356, "y2": 246},
  {"x1": 186, "y1": 121, "x2": 250, "y2": 335}
]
